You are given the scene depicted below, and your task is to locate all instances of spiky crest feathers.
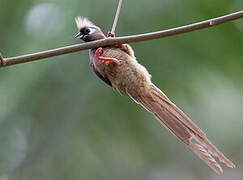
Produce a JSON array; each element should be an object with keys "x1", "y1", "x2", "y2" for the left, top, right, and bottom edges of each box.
[{"x1": 75, "y1": 16, "x2": 99, "y2": 30}]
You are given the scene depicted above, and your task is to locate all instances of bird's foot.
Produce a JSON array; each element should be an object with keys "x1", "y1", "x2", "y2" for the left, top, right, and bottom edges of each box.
[
  {"x1": 107, "y1": 31, "x2": 115, "y2": 38},
  {"x1": 107, "y1": 32, "x2": 124, "y2": 50},
  {"x1": 95, "y1": 48, "x2": 119, "y2": 63}
]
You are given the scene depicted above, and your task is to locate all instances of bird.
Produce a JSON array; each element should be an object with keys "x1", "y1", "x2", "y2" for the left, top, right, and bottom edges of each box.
[{"x1": 74, "y1": 16, "x2": 235, "y2": 174}]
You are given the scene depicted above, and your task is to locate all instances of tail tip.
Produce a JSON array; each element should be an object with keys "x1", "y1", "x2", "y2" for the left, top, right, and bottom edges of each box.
[
  {"x1": 220, "y1": 157, "x2": 236, "y2": 169},
  {"x1": 228, "y1": 162, "x2": 236, "y2": 169},
  {"x1": 215, "y1": 160, "x2": 235, "y2": 175},
  {"x1": 217, "y1": 168, "x2": 223, "y2": 175}
]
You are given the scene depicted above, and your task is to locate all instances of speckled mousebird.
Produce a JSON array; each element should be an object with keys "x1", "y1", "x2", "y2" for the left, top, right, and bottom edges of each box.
[{"x1": 74, "y1": 17, "x2": 235, "y2": 174}]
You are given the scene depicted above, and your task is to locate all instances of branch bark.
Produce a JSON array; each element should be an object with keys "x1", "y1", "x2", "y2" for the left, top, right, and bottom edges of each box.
[{"x1": 1, "y1": 10, "x2": 243, "y2": 67}]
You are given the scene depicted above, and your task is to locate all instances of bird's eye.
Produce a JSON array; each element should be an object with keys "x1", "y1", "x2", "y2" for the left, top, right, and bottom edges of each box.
[
  {"x1": 84, "y1": 28, "x2": 90, "y2": 35},
  {"x1": 81, "y1": 27, "x2": 96, "y2": 36}
]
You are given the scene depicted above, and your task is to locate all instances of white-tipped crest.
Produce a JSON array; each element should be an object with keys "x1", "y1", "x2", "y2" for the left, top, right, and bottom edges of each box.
[{"x1": 75, "y1": 16, "x2": 97, "y2": 30}]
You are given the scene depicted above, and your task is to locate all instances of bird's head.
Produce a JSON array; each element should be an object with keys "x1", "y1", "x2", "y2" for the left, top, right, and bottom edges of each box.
[{"x1": 74, "y1": 17, "x2": 106, "y2": 42}]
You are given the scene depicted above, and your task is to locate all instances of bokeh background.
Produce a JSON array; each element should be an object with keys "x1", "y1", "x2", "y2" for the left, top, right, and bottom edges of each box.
[{"x1": 0, "y1": 0, "x2": 243, "y2": 179}]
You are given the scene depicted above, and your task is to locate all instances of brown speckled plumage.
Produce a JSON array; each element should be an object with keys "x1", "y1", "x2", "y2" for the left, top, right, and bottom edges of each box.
[{"x1": 75, "y1": 17, "x2": 235, "y2": 174}]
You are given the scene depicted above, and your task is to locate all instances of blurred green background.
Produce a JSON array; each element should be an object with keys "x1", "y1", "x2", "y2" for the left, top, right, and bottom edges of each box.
[{"x1": 0, "y1": 0, "x2": 242, "y2": 179}]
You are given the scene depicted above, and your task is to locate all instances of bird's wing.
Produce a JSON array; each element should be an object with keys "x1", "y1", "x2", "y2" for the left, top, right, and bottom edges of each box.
[{"x1": 91, "y1": 63, "x2": 112, "y2": 87}]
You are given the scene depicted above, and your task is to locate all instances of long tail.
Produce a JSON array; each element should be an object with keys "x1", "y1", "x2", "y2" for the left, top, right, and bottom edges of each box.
[{"x1": 129, "y1": 83, "x2": 235, "y2": 174}]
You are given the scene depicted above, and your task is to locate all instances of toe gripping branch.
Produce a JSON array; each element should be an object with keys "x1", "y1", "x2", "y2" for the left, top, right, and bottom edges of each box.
[
  {"x1": 95, "y1": 32, "x2": 123, "y2": 63},
  {"x1": 107, "y1": 32, "x2": 123, "y2": 49},
  {"x1": 107, "y1": 32, "x2": 115, "y2": 38}
]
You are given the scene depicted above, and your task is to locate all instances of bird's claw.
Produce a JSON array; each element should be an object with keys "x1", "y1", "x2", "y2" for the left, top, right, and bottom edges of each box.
[
  {"x1": 107, "y1": 32, "x2": 124, "y2": 50},
  {"x1": 95, "y1": 47, "x2": 119, "y2": 63},
  {"x1": 107, "y1": 31, "x2": 115, "y2": 38},
  {"x1": 96, "y1": 47, "x2": 104, "y2": 57}
]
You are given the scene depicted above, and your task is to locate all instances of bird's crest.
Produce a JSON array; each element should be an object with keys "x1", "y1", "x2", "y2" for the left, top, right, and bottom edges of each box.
[{"x1": 75, "y1": 17, "x2": 97, "y2": 30}]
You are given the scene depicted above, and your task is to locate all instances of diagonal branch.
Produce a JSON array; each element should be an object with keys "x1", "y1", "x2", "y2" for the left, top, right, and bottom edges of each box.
[
  {"x1": 1, "y1": 10, "x2": 243, "y2": 67},
  {"x1": 111, "y1": 0, "x2": 123, "y2": 35}
]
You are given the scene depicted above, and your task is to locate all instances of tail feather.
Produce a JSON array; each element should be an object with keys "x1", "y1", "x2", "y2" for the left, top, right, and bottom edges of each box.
[
  {"x1": 189, "y1": 143, "x2": 223, "y2": 174},
  {"x1": 129, "y1": 83, "x2": 235, "y2": 174},
  {"x1": 194, "y1": 135, "x2": 235, "y2": 168}
]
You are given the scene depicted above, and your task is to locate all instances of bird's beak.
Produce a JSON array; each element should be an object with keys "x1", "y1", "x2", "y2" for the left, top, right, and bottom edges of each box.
[{"x1": 75, "y1": 32, "x2": 83, "y2": 39}]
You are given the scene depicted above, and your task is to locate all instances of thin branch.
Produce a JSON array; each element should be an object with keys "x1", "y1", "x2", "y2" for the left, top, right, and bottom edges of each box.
[
  {"x1": 111, "y1": 0, "x2": 123, "y2": 35},
  {"x1": 1, "y1": 10, "x2": 243, "y2": 67}
]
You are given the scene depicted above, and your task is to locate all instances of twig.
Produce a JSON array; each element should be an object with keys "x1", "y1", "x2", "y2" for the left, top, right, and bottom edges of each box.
[
  {"x1": 111, "y1": 0, "x2": 123, "y2": 35},
  {"x1": 0, "y1": 10, "x2": 243, "y2": 67}
]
